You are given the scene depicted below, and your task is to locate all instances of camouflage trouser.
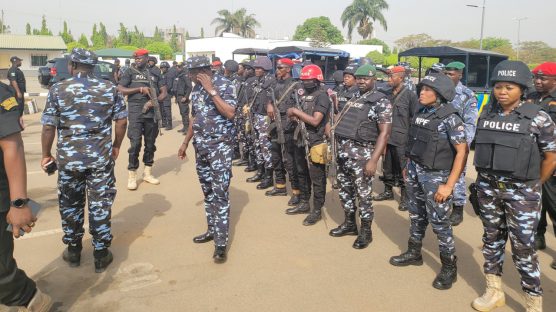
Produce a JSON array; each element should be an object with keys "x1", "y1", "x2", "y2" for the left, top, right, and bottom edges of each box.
[
  {"x1": 253, "y1": 114, "x2": 272, "y2": 169},
  {"x1": 194, "y1": 139, "x2": 233, "y2": 247},
  {"x1": 406, "y1": 160, "x2": 455, "y2": 256},
  {"x1": 161, "y1": 98, "x2": 172, "y2": 128},
  {"x1": 58, "y1": 162, "x2": 116, "y2": 250},
  {"x1": 538, "y1": 175, "x2": 556, "y2": 237},
  {"x1": 476, "y1": 175, "x2": 542, "y2": 295},
  {"x1": 453, "y1": 165, "x2": 468, "y2": 206},
  {"x1": 337, "y1": 145, "x2": 374, "y2": 220},
  {"x1": 234, "y1": 108, "x2": 246, "y2": 155}
]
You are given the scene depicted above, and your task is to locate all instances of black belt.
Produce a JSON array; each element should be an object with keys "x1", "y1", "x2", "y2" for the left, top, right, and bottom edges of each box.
[{"x1": 484, "y1": 178, "x2": 518, "y2": 190}]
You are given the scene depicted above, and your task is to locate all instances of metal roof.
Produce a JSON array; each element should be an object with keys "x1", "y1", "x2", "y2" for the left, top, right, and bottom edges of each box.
[
  {"x1": 232, "y1": 48, "x2": 269, "y2": 55},
  {"x1": 0, "y1": 34, "x2": 66, "y2": 51},
  {"x1": 268, "y1": 46, "x2": 350, "y2": 59},
  {"x1": 94, "y1": 48, "x2": 134, "y2": 58},
  {"x1": 399, "y1": 46, "x2": 507, "y2": 58}
]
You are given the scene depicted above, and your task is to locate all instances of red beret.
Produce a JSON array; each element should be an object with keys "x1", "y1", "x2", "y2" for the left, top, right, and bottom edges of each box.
[
  {"x1": 133, "y1": 49, "x2": 149, "y2": 57},
  {"x1": 277, "y1": 58, "x2": 294, "y2": 67},
  {"x1": 212, "y1": 60, "x2": 222, "y2": 67},
  {"x1": 389, "y1": 66, "x2": 406, "y2": 74},
  {"x1": 532, "y1": 62, "x2": 556, "y2": 76}
]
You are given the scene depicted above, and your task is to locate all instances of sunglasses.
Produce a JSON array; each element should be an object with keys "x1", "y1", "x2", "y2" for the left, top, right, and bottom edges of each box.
[{"x1": 276, "y1": 66, "x2": 288, "y2": 70}]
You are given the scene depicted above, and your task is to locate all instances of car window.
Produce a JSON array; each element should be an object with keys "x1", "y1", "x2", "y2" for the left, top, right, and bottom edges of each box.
[{"x1": 95, "y1": 63, "x2": 113, "y2": 74}]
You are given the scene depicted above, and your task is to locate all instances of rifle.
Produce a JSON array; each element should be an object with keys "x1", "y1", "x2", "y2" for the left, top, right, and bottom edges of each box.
[
  {"x1": 142, "y1": 68, "x2": 164, "y2": 134},
  {"x1": 244, "y1": 82, "x2": 262, "y2": 136},
  {"x1": 293, "y1": 90, "x2": 312, "y2": 169},
  {"x1": 328, "y1": 92, "x2": 339, "y2": 189}
]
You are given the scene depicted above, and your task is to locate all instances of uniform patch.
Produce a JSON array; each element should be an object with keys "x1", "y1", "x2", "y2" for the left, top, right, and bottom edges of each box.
[
  {"x1": 297, "y1": 88, "x2": 304, "y2": 96},
  {"x1": 457, "y1": 125, "x2": 465, "y2": 131},
  {"x1": 0, "y1": 96, "x2": 18, "y2": 111},
  {"x1": 9, "y1": 72, "x2": 15, "y2": 77},
  {"x1": 549, "y1": 101, "x2": 556, "y2": 106}
]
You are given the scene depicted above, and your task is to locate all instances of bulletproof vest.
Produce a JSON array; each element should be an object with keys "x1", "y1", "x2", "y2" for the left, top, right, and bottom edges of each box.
[
  {"x1": 337, "y1": 85, "x2": 358, "y2": 112},
  {"x1": 274, "y1": 79, "x2": 298, "y2": 114},
  {"x1": 301, "y1": 89, "x2": 328, "y2": 145},
  {"x1": 390, "y1": 87, "x2": 412, "y2": 147},
  {"x1": 474, "y1": 103, "x2": 542, "y2": 180},
  {"x1": 334, "y1": 91, "x2": 386, "y2": 144},
  {"x1": 407, "y1": 104, "x2": 459, "y2": 170},
  {"x1": 252, "y1": 75, "x2": 274, "y2": 115}
]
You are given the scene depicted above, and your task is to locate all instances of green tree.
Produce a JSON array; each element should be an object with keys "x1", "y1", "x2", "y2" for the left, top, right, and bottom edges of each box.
[
  {"x1": 293, "y1": 16, "x2": 344, "y2": 44},
  {"x1": 201, "y1": 27, "x2": 204, "y2": 38},
  {"x1": 116, "y1": 23, "x2": 130, "y2": 46},
  {"x1": 59, "y1": 21, "x2": 74, "y2": 44},
  {"x1": 170, "y1": 25, "x2": 179, "y2": 51},
  {"x1": 234, "y1": 8, "x2": 260, "y2": 38},
  {"x1": 394, "y1": 33, "x2": 434, "y2": 51},
  {"x1": 153, "y1": 26, "x2": 164, "y2": 42},
  {"x1": 519, "y1": 41, "x2": 556, "y2": 65},
  {"x1": 39, "y1": 15, "x2": 52, "y2": 35},
  {"x1": 91, "y1": 24, "x2": 105, "y2": 49},
  {"x1": 211, "y1": 8, "x2": 260, "y2": 38},
  {"x1": 185, "y1": 31, "x2": 190, "y2": 39},
  {"x1": 366, "y1": 51, "x2": 385, "y2": 64},
  {"x1": 66, "y1": 41, "x2": 87, "y2": 53},
  {"x1": 341, "y1": 0, "x2": 388, "y2": 42},
  {"x1": 78, "y1": 34, "x2": 89, "y2": 47},
  {"x1": 145, "y1": 42, "x2": 174, "y2": 60},
  {"x1": 26, "y1": 23, "x2": 31, "y2": 35},
  {"x1": 359, "y1": 38, "x2": 390, "y2": 55},
  {"x1": 309, "y1": 28, "x2": 330, "y2": 48},
  {"x1": 129, "y1": 26, "x2": 146, "y2": 47}
]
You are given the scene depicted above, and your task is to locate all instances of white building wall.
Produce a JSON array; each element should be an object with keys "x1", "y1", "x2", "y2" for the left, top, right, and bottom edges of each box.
[{"x1": 0, "y1": 49, "x2": 65, "y2": 70}]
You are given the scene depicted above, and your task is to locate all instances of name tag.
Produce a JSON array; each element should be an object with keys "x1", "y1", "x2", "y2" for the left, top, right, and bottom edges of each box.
[
  {"x1": 352, "y1": 102, "x2": 364, "y2": 109},
  {"x1": 305, "y1": 96, "x2": 314, "y2": 101},
  {"x1": 482, "y1": 120, "x2": 520, "y2": 132}
]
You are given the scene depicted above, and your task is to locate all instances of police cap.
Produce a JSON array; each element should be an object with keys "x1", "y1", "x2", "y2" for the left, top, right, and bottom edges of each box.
[
  {"x1": 343, "y1": 64, "x2": 359, "y2": 76},
  {"x1": 445, "y1": 61, "x2": 465, "y2": 71},
  {"x1": 490, "y1": 60, "x2": 532, "y2": 89},
  {"x1": 186, "y1": 56, "x2": 211, "y2": 69},
  {"x1": 69, "y1": 48, "x2": 98, "y2": 66},
  {"x1": 332, "y1": 70, "x2": 344, "y2": 83},
  {"x1": 417, "y1": 73, "x2": 456, "y2": 102},
  {"x1": 10, "y1": 56, "x2": 22, "y2": 63}
]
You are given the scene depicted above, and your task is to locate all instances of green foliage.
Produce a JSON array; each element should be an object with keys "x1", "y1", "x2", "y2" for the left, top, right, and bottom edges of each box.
[
  {"x1": 341, "y1": 0, "x2": 389, "y2": 42},
  {"x1": 359, "y1": 38, "x2": 390, "y2": 55},
  {"x1": 117, "y1": 45, "x2": 139, "y2": 51},
  {"x1": 25, "y1": 23, "x2": 31, "y2": 35},
  {"x1": 185, "y1": 31, "x2": 190, "y2": 39},
  {"x1": 211, "y1": 8, "x2": 260, "y2": 38},
  {"x1": 145, "y1": 42, "x2": 174, "y2": 60},
  {"x1": 201, "y1": 27, "x2": 205, "y2": 38},
  {"x1": 78, "y1": 34, "x2": 89, "y2": 47},
  {"x1": 519, "y1": 41, "x2": 556, "y2": 64},
  {"x1": 66, "y1": 41, "x2": 87, "y2": 53},
  {"x1": 394, "y1": 33, "x2": 435, "y2": 51},
  {"x1": 366, "y1": 51, "x2": 385, "y2": 64},
  {"x1": 153, "y1": 26, "x2": 164, "y2": 42},
  {"x1": 292, "y1": 16, "x2": 344, "y2": 44},
  {"x1": 170, "y1": 25, "x2": 179, "y2": 52},
  {"x1": 39, "y1": 15, "x2": 52, "y2": 35},
  {"x1": 59, "y1": 21, "x2": 74, "y2": 44}
]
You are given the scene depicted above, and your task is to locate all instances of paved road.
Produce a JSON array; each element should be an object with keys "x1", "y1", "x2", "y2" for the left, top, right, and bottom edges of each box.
[{"x1": 13, "y1": 111, "x2": 556, "y2": 312}]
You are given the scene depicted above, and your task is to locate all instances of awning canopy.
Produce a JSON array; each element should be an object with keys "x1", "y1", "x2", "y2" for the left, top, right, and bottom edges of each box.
[{"x1": 94, "y1": 48, "x2": 134, "y2": 58}]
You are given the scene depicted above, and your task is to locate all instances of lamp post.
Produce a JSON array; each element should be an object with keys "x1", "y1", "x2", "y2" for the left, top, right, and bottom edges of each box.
[
  {"x1": 515, "y1": 17, "x2": 527, "y2": 60},
  {"x1": 467, "y1": 0, "x2": 486, "y2": 50}
]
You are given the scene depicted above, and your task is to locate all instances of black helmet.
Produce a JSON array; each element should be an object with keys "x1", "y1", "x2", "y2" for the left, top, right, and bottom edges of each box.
[
  {"x1": 490, "y1": 60, "x2": 532, "y2": 89},
  {"x1": 224, "y1": 60, "x2": 239, "y2": 72},
  {"x1": 186, "y1": 56, "x2": 211, "y2": 69},
  {"x1": 343, "y1": 64, "x2": 358, "y2": 76},
  {"x1": 69, "y1": 48, "x2": 98, "y2": 65},
  {"x1": 148, "y1": 56, "x2": 157, "y2": 64},
  {"x1": 417, "y1": 73, "x2": 456, "y2": 102},
  {"x1": 253, "y1": 56, "x2": 273, "y2": 71},
  {"x1": 332, "y1": 70, "x2": 344, "y2": 83},
  {"x1": 160, "y1": 61, "x2": 170, "y2": 68}
]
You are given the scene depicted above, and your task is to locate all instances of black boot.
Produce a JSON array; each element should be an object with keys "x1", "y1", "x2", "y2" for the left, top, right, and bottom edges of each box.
[
  {"x1": 389, "y1": 239, "x2": 423, "y2": 266},
  {"x1": 303, "y1": 208, "x2": 322, "y2": 226},
  {"x1": 244, "y1": 156, "x2": 257, "y2": 172},
  {"x1": 193, "y1": 231, "x2": 214, "y2": 243},
  {"x1": 285, "y1": 200, "x2": 310, "y2": 215},
  {"x1": 353, "y1": 219, "x2": 373, "y2": 249},
  {"x1": 232, "y1": 146, "x2": 241, "y2": 160},
  {"x1": 265, "y1": 187, "x2": 287, "y2": 196},
  {"x1": 213, "y1": 246, "x2": 227, "y2": 263},
  {"x1": 246, "y1": 167, "x2": 264, "y2": 183},
  {"x1": 177, "y1": 126, "x2": 186, "y2": 133},
  {"x1": 450, "y1": 204, "x2": 464, "y2": 226},
  {"x1": 535, "y1": 234, "x2": 546, "y2": 250},
  {"x1": 373, "y1": 185, "x2": 394, "y2": 201},
  {"x1": 233, "y1": 153, "x2": 249, "y2": 166},
  {"x1": 94, "y1": 249, "x2": 113, "y2": 273},
  {"x1": 329, "y1": 211, "x2": 358, "y2": 237},
  {"x1": 288, "y1": 193, "x2": 301, "y2": 206},
  {"x1": 432, "y1": 253, "x2": 458, "y2": 290},
  {"x1": 62, "y1": 241, "x2": 82, "y2": 267},
  {"x1": 398, "y1": 186, "x2": 408, "y2": 211},
  {"x1": 256, "y1": 169, "x2": 273, "y2": 190}
]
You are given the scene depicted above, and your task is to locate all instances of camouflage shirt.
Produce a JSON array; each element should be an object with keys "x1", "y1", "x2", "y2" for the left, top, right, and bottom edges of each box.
[
  {"x1": 42, "y1": 72, "x2": 128, "y2": 171},
  {"x1": 191, "y1": 73, "x2": 237, "y2": 147},
  {"x1": 337, "y1": 90, "x2": 393, "y2": 159},
  {"x1": 451, "y1": 81, "x2": 478, "y2": 144}
]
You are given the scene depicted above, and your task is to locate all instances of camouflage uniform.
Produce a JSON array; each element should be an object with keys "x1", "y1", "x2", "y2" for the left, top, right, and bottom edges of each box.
[
  {"x1": 252, "y1": 74, "x2": 275, "y2": 171},
  {"x1": 242, "y1": 76, "x2": 258, "y2": 165},
  {"x1": 336, "y1": 91, "x2": 392, "y2": 220},
  {"x1": 42, "y1": 72, "x2": 127, "y2": 251},
  {"x1": 451, "y1": 82, "x2": 478, "y2": 206},
  {"x1": 475, "y1": 103, "x2": 556, "y2": 296},
  {"x1": 191, "y1": 73, "x2": 237, "y2": 247},
  {"x1": 406, "y1": 106, "x2": 466, "y2": 256}
]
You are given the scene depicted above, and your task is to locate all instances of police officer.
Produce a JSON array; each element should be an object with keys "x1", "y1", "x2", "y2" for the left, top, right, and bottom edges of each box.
[
  {"x1": 174, "y1": 63, "x2": 193, "y2": 134},
  {"x1": 178, "y1": 56, "x2": 237, "y2": 263},
  {"x1": 529, "y1": 62, "x2": 556, "y2": 262},
  {"x1": 444, "y1": 61, "x2": 478, "y2": 226},
  {"x1": 224, "y1": 60, "x2": 242, "y2": 159},
  {"x1": 471, "y1": 60, "x2": 556, "y2": 312},
  {"x1": 245, "y1": 56, "x2": 275, "y2": 190},
  {"x1": 238, "y1": 61, "x2": 259, "y2": 172},
  {"x1": 7, "y1": 56, "x2": 26, "y2": 116},
  {"x1": 285, "y1": 64, "x2": 330, "y2": 226},
  {"x1": 118, "y1": 49, "x2": 167, "y2": 190},
  {"x1": 232, "y1": 61, "x2": 253, "y2": 167},
  {"x1": 389, "y1": 73, "x2": 468, "y2": 291},
  {"x1": 266, "y1": 58, "x2": 300, "y2": 198},
  {"x1": 0, "y1": 81, "x2": 52, "y2": 311},
  {"x1": 159, "y1": 61, "x2": 173, "y2": 130},
  {"x1": 397, "y1": 62, "x2": 415, "y2": 92},
  {"x1": 336, "y1": 64, "x2": 359, "y2": 112},
  {"x1": 373, "y1": 66, "x2": 419, "y2": 211},
  {"x1": 41, "y1": 48, "x2": 128, "y2": 273},
  {"x1": 329, "y1": 64, "x2": 393, "y2": 249}
]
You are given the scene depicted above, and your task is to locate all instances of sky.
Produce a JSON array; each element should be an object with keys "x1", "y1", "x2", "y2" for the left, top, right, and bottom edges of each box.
[{"x1": 3, "y1": 0, "x2": 556, "y2": 48}]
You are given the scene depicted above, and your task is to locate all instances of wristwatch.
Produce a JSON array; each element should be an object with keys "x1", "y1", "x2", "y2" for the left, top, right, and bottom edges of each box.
[
  {"x1": 10, "y1": 198, "x2": 30, "y2": 208},
  {"x1": 208, "y1": 89, "x2": 218, "y2": 97}
]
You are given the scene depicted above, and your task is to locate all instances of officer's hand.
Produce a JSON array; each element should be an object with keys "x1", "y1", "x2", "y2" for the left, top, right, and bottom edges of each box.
[
  {"x1": 434, "y1": 184, "x2": 453, "y2": 203},
  {"x1": 7, "y1": 205, "x2": 36, "y2": 238},
  {"x1": 180, "y1": 97, "x2": 187, "y2": 103},
  {"x1": 267, "y1": 104, "x2": 275, "y2": 120},
  {"x1": 287, "y1": 108, "x2": 297, "y2": 118},
  {"x1": 112, "y1": 147, "x2": 120, "y2": 160},
  {"x1": 19, "y1": 117, "x2": 25, "y2": 130},
  {"x1": 197, "y1": 74, "x2": 213, "y2": 91},
  {"x1": 40, "y1": 156, "x2": 55, "y2": 172},
  {"x1": 178, "y1": 143, "x2": 188, "y2": 160},
  {"x1": 402, "y1": 168, "x2": 408, "y2": 182},
  {"x1": 364, "y1": 160, "x2": 377, "y2": 177},
  {"x1": 16, "y1": 91, "x2": 23, "y2": 99}
]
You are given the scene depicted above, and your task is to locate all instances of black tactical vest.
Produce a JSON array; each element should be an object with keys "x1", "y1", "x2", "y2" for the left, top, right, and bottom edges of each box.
[
  {"x1": 334, "y1": 91, "x2": 386, "y2": 144},
  {"x1": 407, "y1": 104, "x2": 459, "y2": 170},
  {"x1": 390, "y1": 87, "x2": 412, "y2": 147},
  {"x1": 474, "y1": 103, "x2": 542, "y2": 180}
]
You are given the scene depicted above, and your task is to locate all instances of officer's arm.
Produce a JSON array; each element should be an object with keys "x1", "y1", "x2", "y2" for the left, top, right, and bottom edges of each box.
[
  {"x1": 41, "y1": 125, "x2": 56, "y2": 159},
  {"x1": 113, "y1": 118, "x2": 127, "y2": 150},
  {"x1": 371, "y1": 123, "x2": 392, "y2": 163},
  {"x1": 157, "y1": 85, "x2": 168, "y2": 102},
  {"x1": 295, "y1": 110, "x2": 324, "y2": 128},
  {"x1": 212, "y1": 93, "x2": 236, "y2": 120},
  {"x1": 540, "y1": 151, "x2": 556, "y2": 183},
  {"x1": 9, "y1": 80, "x2": 22, "y2": 98},
  {"x1": 0, "y1": 132, "x2": 27, "y2": 203},
  {"x1": 446, "y1": 143, "x2": 468, "y2": 189}
]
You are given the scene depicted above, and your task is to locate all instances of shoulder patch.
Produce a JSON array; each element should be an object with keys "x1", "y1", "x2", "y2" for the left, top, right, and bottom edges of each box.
[
  {"x1": 297, "y1": 89, "x2": 305, "y2": 96},
  {"x1": 0, "y1": 96, "x2": 18, "y2": 111}
]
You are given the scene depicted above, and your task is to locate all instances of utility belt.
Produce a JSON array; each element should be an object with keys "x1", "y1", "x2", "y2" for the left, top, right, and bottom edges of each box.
[
  {"x1": 337, "y1": 136, "x2": 373, "y2": 148},
  {"x1": 479, "y1": 175, "x2": 520, "y2": 190}
]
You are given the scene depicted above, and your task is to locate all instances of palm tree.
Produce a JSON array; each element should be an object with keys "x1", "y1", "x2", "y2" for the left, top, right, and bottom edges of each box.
[
  {"x1": 341, "y1": 0, "x2": 389, "y2": 43},
  {"x1": 211, "y1": 8, "x2": 260, "y2": 38}
]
